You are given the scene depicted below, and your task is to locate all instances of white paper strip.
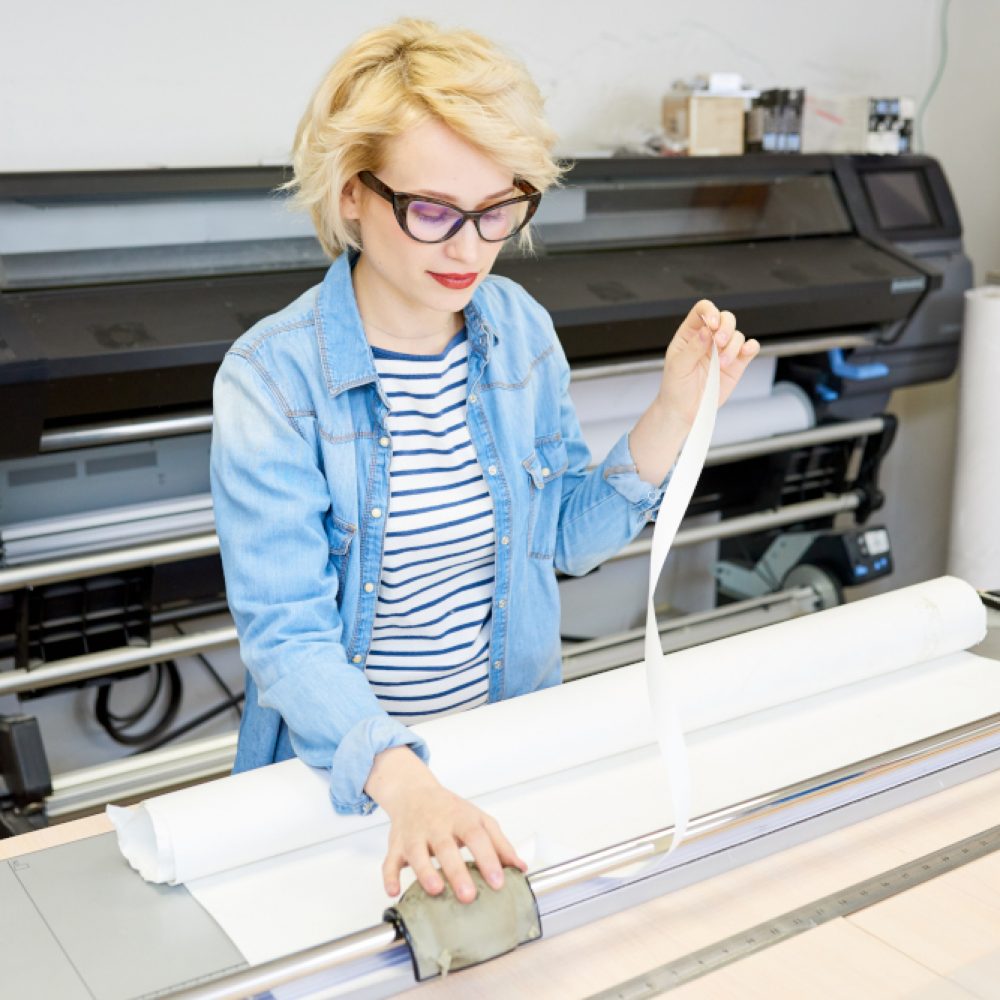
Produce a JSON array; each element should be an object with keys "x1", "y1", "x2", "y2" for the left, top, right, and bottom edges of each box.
[{"x1": 644, "y1": 345, "x2": 719, "y2": 852}]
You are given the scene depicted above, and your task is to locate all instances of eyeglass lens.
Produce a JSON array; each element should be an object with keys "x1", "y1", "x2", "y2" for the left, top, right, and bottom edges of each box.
[{"x1": 406, "y1": 199, "x2": 530, "y2": 242}]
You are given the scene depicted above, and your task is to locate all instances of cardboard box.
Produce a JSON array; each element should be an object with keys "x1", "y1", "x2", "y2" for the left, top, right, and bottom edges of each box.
[{"x1": 662, "y1": 93, "x2": 746, "y2": 156}]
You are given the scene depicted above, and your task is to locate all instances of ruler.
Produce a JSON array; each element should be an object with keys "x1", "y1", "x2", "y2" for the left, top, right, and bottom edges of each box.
[{"x1": 588, "y1": 823, "x2": 1000, "y2": 999}]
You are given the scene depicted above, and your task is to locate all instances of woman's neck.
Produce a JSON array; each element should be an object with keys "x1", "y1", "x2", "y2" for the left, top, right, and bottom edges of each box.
[{"x1": 352, "y1": 254, "x2": 463, "y2": 356}]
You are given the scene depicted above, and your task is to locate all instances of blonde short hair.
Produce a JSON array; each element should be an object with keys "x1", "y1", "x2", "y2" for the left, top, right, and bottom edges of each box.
[{"x1": 287, "y1": 19, "x2": 563, "y2": 258}]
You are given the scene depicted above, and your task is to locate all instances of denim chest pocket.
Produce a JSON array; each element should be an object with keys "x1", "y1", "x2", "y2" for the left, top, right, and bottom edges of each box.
[
  {"x1": 522, "y1": 436, "x2": 568, "y2": 559},
  {"x1": 325, "y1": 513, "x2": 357, "y2": 594}
]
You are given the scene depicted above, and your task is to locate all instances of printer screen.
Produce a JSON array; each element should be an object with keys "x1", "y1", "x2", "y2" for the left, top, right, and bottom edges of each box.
[{"x1": 862, "y1": 169, "x2": 941, "y2": 231}]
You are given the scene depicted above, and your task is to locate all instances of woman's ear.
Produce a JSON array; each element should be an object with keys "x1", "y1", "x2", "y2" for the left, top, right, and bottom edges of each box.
[{"x1": 341, "y1": 175, "x2": 362, "y2": 221}]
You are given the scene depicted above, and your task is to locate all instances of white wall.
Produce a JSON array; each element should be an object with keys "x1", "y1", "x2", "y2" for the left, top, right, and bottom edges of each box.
[
  {"x1": 3, "y1": 0, "x2": 998, "y2": 594},
  {"x1": 6, "y1": 0, "x2": 993, "y2": 270},
  {"x1": 0, "y1": 2, "x2": 938, "y2": 160}
]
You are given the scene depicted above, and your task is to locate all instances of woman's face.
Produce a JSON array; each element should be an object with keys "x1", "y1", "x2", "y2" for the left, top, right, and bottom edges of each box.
[{"x1": 342, "y1": 119, "x2": 517, "y2": 327}]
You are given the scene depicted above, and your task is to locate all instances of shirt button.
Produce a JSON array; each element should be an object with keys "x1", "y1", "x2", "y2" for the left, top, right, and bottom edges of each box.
[
  {"x1": 541, "y1": 467, "x2": 551, "y2": 477},
  {"x1": 494, "y1": 659, "x2": 503, "y2": 671},
  {"x1": 468, "y1": 393, "x2": 477, "y2": 404},
  {"x1": 371, "y1": 507, "x2": 382, "y2": 519},
  {"x1": 352, "y1": 654, "x2": 362, "y2": 664},
  {"x1": 364, "y1": 582, "x2": 375, "y2": 593},
  {"x1": 498, "y1": 598, "x2": 506, "y2": 609},
  {"x1": 379, "y1": 436, "x2": 390, "y2": 447},
  {"x1": 487, "y1": 465, "x2": 497, "y2": 476},
  {"x1": 501, "y1": 535, "x2": 509, "y2": 546}
]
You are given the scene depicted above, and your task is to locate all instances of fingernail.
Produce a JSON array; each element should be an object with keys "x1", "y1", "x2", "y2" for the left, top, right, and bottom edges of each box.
[
  {"x1": 488, "y1": 870, "x2": 503, "y2": 889},
  {"x1": 429, "y1": 877, "x2": 443, "y2": 894},
  {"x1": 710, "y1": 313, "x2": 721, "y2": 329},
  {"x1": 460, "y1": 883, "x2": 477, "y2": 902}
]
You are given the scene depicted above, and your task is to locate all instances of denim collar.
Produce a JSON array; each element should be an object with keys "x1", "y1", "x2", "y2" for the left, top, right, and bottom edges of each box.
[{"x1": 315, "y1": 251, "x2": 499, "y2": 398}]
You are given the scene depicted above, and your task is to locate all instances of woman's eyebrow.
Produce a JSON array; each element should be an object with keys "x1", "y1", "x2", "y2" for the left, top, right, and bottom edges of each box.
[{"x1": 413, "y1": 186, "x2": 516, "y2": 204}]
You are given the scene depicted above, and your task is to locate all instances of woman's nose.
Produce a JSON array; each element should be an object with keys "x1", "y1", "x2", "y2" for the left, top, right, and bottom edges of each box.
[{"x1": 443, "y1": 218, "x2": 481, "y2": 263}]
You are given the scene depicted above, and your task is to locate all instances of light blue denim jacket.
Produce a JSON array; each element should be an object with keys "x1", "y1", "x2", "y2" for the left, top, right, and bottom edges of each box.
[{"x1": 210, "y1": 251, "x2": 668, "y2": 815}]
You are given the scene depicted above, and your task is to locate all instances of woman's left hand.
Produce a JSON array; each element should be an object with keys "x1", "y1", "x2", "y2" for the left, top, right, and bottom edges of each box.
[{"x1": 657, "y1": 299, "x2": 760, "y2": 427}]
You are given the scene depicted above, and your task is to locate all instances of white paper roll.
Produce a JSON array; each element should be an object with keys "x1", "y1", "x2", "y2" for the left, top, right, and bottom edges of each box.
[
  {"x1": 948, "y1": 286, "x2": 1000, "y2": 590},
  {"x1": 578, "y1": 381, "x2": 815, "y2": 462},
  {"x1": 110, "y1": 575, "x2": 985, "y2": 885},
  {"x1": 711, "y1": 381, "x2": 815, "y2": 447}
]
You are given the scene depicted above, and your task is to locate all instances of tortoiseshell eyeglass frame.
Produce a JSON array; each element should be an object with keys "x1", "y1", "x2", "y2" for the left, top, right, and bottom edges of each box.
[{"x1": 357, "y1": 171, "x2": 542, "y2": 244}]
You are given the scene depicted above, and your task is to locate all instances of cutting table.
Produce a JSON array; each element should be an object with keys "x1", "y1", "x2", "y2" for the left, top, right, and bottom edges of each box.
[{"x1": 1, "y1": 607, "x2": 999, "y2": 1000}]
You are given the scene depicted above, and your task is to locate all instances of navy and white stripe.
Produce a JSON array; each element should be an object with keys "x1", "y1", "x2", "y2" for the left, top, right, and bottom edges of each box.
[{"x1": 367, "y1": 330, "x2": 495, "y2": 724}]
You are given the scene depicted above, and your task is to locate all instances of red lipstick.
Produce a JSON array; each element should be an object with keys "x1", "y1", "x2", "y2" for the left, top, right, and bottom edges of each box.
[{"x1": 428, "y1": 271, "x2": 477, "y2": 290}]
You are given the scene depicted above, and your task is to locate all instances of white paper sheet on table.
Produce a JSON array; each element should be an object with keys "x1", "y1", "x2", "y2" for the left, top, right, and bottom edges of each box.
[
  {"x1": 188, "y1": 645, "x2": 1000, "y2": 965},
  {"x1": 109, "y1": 575, "x2": 992, "y2": 964}
]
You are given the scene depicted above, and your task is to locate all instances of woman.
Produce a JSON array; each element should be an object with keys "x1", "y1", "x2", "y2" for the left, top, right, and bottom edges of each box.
[{"x1": 210, "y1": 19, "x2": 759, "y2": 906}]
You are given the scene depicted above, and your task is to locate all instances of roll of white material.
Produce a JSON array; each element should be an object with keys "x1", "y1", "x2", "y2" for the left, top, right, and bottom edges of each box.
[
  {"x1": 948, "y1": 286, "x2": 1000, "y2": 590},
  {"x1": 110, "y1": 575, "x2": 985, "y2": 885},
  {"x1": 577, "y1": 381, "x2": 814, "y2": 462},
  {"x1": 711, "y1": 381, "x2": 815, "y2": 447}
]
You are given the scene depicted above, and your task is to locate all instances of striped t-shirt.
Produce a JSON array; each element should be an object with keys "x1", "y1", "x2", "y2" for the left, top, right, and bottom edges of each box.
[{"x1": 366, "y1": 330, "x2": 495, "y2": 724}]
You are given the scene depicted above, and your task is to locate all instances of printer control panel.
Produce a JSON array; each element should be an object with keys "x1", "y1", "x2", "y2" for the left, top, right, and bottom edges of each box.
[{"x1": 837, "y1": 527, "x2": 894, "y2": 583}]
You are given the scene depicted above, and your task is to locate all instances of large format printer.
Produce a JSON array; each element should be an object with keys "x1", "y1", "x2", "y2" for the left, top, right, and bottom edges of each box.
[{"x1": 0, "y1": 153, "x2": 971, "y2": 834}]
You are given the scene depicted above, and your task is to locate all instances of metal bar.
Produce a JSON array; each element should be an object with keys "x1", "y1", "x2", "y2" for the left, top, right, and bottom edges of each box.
[
  {"x1": 704, "y1": 417, "x2": 885, "y2": 467},
  {"x1": 569, "y1": 333, "x2": 874, "y2": 381},
  {"x1": 39, "y1": 411, "x2": 214, "y2": 453},
  {"x1": 163, "y1": 712, "x2": 1000, "y2": 1000},
  {"x1": 168, "y1": 924, "x2": 401, "y2": 1000},
  {"x1": 606, "y1": 494, "x2": 861, "y2": 564},
  {"x1": 755, "y1": 333, "x2": 874, "y2": 359},
  {"x1": 583, "y1": 418, "x2": 883, "y2": 475},
  {"x1": 0, "y1": 626, "x2": 238, "y2": 697},
  {"x1": 48, "y1": 733, "x2": 238, "y2": 819},
  {"x1": 0, "y1": 532, "x2": 219, "y2": 593},
  {"x1": 32, "y1": 336, "x2": 874, "y2": 449}
]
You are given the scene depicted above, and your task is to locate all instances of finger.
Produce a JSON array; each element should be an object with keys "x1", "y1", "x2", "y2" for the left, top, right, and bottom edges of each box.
[
  {"x1": 408, "y1": 841, "x2": 444, "y2": 897},
  {"x1": 484, "y1": 815, "x2": 528, "y2": 872},
  {"x1": 432, "y1": 837, "x2": 477, "y2": 903},
  {"x1": 461, "y1": 826, "x2": 505, "y2": 890},
  {"x1": 723, "y1": 338, "x2": 761, "y2": 386},
  {"x1": 720, "y1": 328, "x2": 744, "y2": 370},
  {"x1": 674, "y1": 299, "x2": 721, "y2": 346},
  {"x1": 713, "y1": 311, "x2": 737, "y2": 352},
  {"x1": 382, "y1": 841, "x2": 406, "y2": 897}
]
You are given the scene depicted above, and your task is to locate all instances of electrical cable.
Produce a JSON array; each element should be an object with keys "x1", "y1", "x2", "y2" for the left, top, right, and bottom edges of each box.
[
  {"x1": 95, "y1": 661, "x2": 183, "y2": 747},
  {"x1": 131, "y1": 689, "x2": 245, "y2": 755},
  {"x1": 173, "y1": 622, "x2": 243, "y2": 722},
  {"x1": 915, "y1": 0, "x2": 952, "y2": 152}
]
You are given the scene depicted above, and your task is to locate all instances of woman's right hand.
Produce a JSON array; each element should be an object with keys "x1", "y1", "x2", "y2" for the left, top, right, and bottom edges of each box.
[{"x1": 365, "y1": 745, "x2": 526, "y2": 902}]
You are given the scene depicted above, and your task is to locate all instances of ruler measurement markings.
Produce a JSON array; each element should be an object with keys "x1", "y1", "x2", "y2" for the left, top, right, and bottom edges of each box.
[{"x1": 587, "y1": 823, "x2": 1000, "y2": 999}]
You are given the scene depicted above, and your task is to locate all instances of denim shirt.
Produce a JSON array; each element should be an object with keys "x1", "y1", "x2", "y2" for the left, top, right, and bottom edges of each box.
[{"x1": 210, "y1": 251, "x2": 668, "y2": 815}]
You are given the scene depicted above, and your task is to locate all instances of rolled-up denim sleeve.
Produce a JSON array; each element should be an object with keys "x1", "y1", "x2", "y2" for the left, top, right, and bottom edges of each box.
[
  {"x1": 546, "y1": 328, "x2": 674, "y2": 577},
  {"x1": 210, "y1": 351, "x2": 426, "y2": 815}
]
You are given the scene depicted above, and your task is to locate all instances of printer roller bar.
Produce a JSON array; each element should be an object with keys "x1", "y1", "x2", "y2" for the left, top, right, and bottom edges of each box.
[
  {"x1": 6, "y1": 415, "x2": 881, "y2": 580},
  {"x1": 162, "y1": 712, "x2": 1000, "y2": 1000},
  {"x1": 0, "y1": 495, "x2": 860, "y2": 697},
  {"x1": 33, "y1": 335, "x2": 876, "y2": 455}
]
